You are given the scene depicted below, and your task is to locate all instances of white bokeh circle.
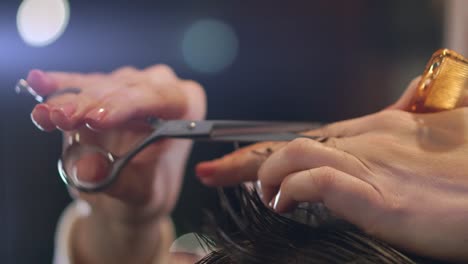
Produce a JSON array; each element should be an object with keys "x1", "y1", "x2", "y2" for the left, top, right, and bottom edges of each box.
[{"x1": 17, "y1": 0, "x2": 70, "y2": 47}]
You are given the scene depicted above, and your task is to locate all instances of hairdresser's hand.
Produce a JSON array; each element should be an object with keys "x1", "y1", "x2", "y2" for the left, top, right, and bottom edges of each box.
[
  {"x1": 196, "y1": 78, "x2": 468, "y2": 262},
  {"x1": 28, "y1": 66, "x2": 206, "y2": 263}
]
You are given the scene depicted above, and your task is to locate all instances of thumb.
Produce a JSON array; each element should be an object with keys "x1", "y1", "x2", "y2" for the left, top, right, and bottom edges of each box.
[{"x1": 304, "y1": 111, "x2": 384, "y2": 138}]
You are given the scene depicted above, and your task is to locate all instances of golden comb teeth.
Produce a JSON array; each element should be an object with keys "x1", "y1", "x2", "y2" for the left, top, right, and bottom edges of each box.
[{"x1": 408, "y1": 49, "x2": 468, "y2": 113}]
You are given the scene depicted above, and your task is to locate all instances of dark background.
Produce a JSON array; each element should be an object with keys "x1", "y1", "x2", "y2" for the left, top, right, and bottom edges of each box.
[{"x1": 1, "y1": 0, "x2": 443, "y2": 263}]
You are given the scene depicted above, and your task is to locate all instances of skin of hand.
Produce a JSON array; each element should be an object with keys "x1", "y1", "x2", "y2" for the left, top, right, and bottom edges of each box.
[
  {"x1": 28, "y1": 66, "x2": 206, "y2": 263},
  {"x1": 196, "y1": 77, "x2": 468, "y2": 262}
]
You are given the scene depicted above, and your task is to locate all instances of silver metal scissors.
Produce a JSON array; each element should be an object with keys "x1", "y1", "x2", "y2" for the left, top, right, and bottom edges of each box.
[{"x1": 17, "y1": 79, "x2": 325, "y2": 192}]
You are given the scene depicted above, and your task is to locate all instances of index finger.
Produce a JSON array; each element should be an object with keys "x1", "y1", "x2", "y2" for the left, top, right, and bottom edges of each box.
[
  {"x1": 258, "y1": 137, "x2": 370, "y2": 204},
  {"x1": 27, "y1": 69, "x2": 99, "y2": 96},
  {"x1": 196, "y1": 142, "x2": 287, "y2": 186}
]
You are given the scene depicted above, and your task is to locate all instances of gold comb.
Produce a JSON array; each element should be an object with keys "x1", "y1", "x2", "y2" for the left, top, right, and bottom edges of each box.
[{"x1": 407, "y1": 49, "x2": 468, "y2": 113}]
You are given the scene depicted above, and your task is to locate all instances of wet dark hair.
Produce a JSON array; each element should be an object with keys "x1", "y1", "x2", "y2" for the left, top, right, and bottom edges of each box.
[{"x1": 196, "y1": 185, "x2": 441, "y2": 264}]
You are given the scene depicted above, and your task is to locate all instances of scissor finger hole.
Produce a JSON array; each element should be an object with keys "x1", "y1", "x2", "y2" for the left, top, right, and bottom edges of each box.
[{"x1": 60, "y1": 143, "x2": 115, "y2": 189}]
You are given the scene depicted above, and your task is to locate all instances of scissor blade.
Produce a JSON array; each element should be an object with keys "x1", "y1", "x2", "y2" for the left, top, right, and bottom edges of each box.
[
  {"x1": 155, "y1": 120, "x2": 214, "y2": 138},
  {"x1": 210, "y1": 121, "x2": 322, "y2": 137},
  {"x1": 209, "y1": 132, "x2": 324, "y2": 143},
  {"x1": 153, "y1": 120, "x2": 323, "y2": 142}
]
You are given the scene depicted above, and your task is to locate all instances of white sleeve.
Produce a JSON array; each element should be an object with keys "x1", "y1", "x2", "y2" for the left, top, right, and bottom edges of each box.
[{"x1": 53, "y1": 200, "x2": 91, "y2": 264}]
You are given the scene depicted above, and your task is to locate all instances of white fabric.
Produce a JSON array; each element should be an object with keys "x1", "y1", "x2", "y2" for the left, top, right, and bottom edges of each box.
[{"x1": 53, "y1": 200, "x2": 90, "y2": 264}]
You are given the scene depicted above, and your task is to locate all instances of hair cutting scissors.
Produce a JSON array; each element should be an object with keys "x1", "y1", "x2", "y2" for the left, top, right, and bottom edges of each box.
[{"x1": 16, "y1": 79, "x2": 324, "y2": 192}]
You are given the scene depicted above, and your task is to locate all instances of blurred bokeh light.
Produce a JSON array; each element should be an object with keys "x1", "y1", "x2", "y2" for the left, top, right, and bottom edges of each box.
[
  {"x1": 182, "y1": 19, "x2": 239, "y2": 73},
  {"x1": 17, "y1": 0, "x2": 70, "y2": 47}
]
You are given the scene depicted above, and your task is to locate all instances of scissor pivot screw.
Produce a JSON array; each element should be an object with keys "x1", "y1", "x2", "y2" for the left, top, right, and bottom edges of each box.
[{"x1": 188, "y1": 121, "x2": 197, "y2": 129}]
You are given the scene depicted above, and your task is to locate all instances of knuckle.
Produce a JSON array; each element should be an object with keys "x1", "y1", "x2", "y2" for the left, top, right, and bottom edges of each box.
[
  {"x1": 322, "y1": 137, "x2": 339, "y2": 149},
  {"x1": 113, "y1": 66, "x2": 139, "y2": 75},
  {"x1": 381, "y1": 193, "x2": 407, "y2": 218},
  {"x1": 114, "y1": 66, "x2": 138, "y2": 74},
  {"x1": 146, "y1": 64, "x2": 175, "y2": 77},
  {"x1": 284, "y1": 138, "x2": 313, "y2": 157},
  {"x1": 313, "y1": 166, "x2": 337, "y2": 190}
]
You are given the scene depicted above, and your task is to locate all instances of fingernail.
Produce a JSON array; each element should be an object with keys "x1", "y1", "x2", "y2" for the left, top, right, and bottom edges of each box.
[
  {"x1": 27, "y1": 69, "x2": 55, "y2": 94},
  {"x1": 195, "y1": 162, "x2": 217, "y2": 178},
  {"x1": 255, "y1": 180, "x2": 264, "y2": 199},
  {"x1": 86, "y1": 108, "x2": 107, "y2": 122},
  {"x1": 85, "y1": 122, "x2": 103, "y2": 132},
  {"x1": 30, "y1": 104, "x2": 54, "y2": 131},
  {"x1": 269, "y1": 190, "x2": 281, "y2": 210},
  {"x1": 256, "y1": 180, "x2": 262, "y2": 190}
]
